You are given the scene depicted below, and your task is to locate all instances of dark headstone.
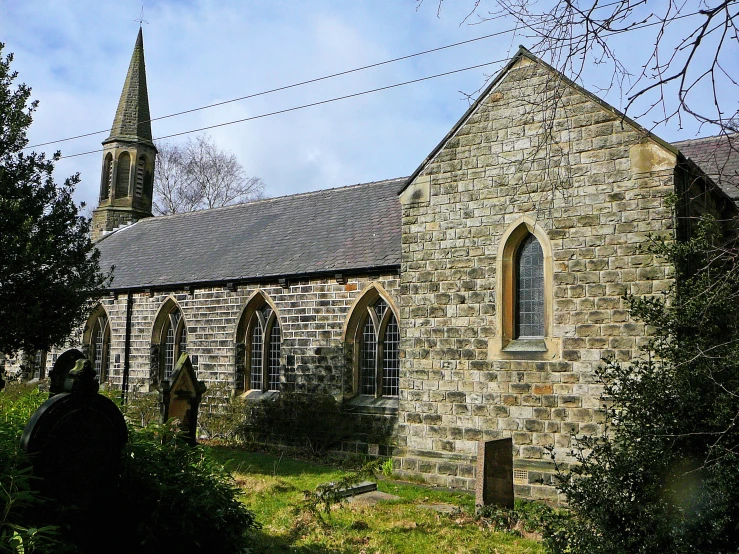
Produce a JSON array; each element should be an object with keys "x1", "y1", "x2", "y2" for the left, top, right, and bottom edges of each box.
[
  {"x1": 20, "y1": 353, "x2": 128, "y2": 550},
  {"x1": 160, "y1": 353, "x2": 207, "y2": 445},
  {"x1": 475, "y1": 438, "x2": 514, "y2": 509},
  {"x1": 21, "y1": 356, "x2": 127, "y2": 502},
  {"x1": 48, "y1": 348, "x2": 86, "y2": 395}
]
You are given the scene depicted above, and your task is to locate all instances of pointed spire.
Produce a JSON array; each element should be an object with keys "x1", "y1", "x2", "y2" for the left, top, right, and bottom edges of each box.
[{"x1": 105, "y1": 28, "x2": 153, "y2": 144}]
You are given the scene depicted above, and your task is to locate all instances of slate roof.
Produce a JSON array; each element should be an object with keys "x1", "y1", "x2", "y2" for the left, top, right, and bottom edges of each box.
[
  {"x1": 97, "y1": 178, "x2": 405, "y2": 291},
  {"x1": 673, "y1": 134, "x2": 739, "y2": 201}
]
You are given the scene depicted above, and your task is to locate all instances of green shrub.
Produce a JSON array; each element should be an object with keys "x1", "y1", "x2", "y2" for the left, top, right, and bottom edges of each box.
[
  {"x1": 121, "y1": 388, "x2": 160, "y2": 428},
  {"x1": 116, "y1": 420, "x2": 259, "y2": 554},
  {"x1": 550, "y1": 219, "x2": 739, "y2": 553},
  {"x1": 244, "y1": 391, "x2": 354, "y2": 455},
  {"x1": 0, "y1": 382, "x2": 67, "y2": 554},
  {"x1": 1, "y1": 382, "x2": 259, "y2": 554},
  {"x1": 198, "y1": 382, "x2": 250, "y2": 442}
]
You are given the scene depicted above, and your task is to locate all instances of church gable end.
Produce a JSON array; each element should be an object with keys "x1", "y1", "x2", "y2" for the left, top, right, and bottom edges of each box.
[{"x1": 395, "y1": 50, "x2": 719, "y2": 497}]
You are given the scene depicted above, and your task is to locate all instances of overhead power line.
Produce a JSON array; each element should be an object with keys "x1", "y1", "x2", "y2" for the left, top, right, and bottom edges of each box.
[
  {"x1": 58, "y1": 58, "x2": 508, "y2": 159},
  {"x1": 40, "y1": 5, "x2": 706, "y2": 158},
  {"x1": 25, "y1": 31, "x2": 515, "y2": 150},
  {"x1": 27, "y1": 0, "x2": 634, "y2": 151}
]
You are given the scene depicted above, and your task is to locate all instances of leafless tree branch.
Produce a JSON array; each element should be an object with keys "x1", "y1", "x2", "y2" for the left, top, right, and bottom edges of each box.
[{"x1": 153, "y1": 134, "x2": 265, "y2": 215}]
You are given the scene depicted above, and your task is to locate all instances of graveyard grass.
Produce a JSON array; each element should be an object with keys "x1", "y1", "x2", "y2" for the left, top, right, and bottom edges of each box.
[{"x1": 208, "y1": 446, "x2": 546, "y2": 553}]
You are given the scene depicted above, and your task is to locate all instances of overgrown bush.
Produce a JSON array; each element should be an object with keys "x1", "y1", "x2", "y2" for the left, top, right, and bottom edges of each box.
[
  {"x1": 120, "y1": 388, "x2": 160, "y2": 428},
  {"x1": 0, "y1": 382, "x2": 259, "y2": 554},
  {"x1": 550, "y1": 218, "x2": 739, "y2": 553},
  {"x1": 116, "y1": 420, "x2": 259, "y2": 554},
  {"x1": 198, "y1": 382, "x2": 250, "y2": 442},
  {"x1": 0, "y1": 382, "x2": 66, "y2": 554},
  {"x1": 244, "y1": 391, "x2": 354, "y2": 455}
]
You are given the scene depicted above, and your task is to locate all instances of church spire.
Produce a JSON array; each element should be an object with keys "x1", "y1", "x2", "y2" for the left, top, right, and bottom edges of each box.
[
  {"x1": 92, "y1": 28, "x2": 157, "y2": 242},
  {"x1": 105, "y1": 27, "x2": 153, "y2": 145}
]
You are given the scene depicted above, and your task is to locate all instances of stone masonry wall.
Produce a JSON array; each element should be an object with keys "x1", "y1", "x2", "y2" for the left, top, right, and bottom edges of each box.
[
  {"x1": 65, "y1": 273, "x2": 399, "y2": 394},
  {"x1": 51, "y1": 272, "x2": 400, "y2": 452},
  {"x1": 397, "y1": 57, "x2": 681, "y2": 500}
]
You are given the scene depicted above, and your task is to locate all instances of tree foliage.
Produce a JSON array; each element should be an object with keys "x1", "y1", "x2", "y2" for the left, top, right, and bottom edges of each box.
[
  {"x1": 549, "y1": 219, "x2": 739, "y2": 554},
  {"x1": 153, "y1": 134, "x2": 264, "y2": 215},
  {"x1": 0, "y1": 44, "x2": 108, "y2": 355}
]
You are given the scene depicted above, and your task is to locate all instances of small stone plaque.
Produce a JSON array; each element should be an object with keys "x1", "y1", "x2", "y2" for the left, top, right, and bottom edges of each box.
[{"x1": 475, "y1": 438, "x2": 514, "y2": 509}]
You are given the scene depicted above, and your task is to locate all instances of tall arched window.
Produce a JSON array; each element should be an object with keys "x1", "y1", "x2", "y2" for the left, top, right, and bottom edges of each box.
[
  {"x1": 100, "y1": 153, "x2": 113, "y2": 200},
  {"x1": 516, "y1": 234, "x2": 545, "y2": 338},
  {"x1": 495, "y1": 218, "x2": 557, "y2": 357},
  {"x1": 85, "y1": 305, "x2": 111, "y2": 381},
  {"x1": 152, "y1": 300, "x2": 188, "y2": 383},
  {"x1": 116, "y1": 151, "x2": 131, "y2": 198},
  {"x1": 161, "y1": 308, "x2": 187, "y2": 381},
  {"x1": 345, "y1": 287, "x2": 400, "y2": 398},
  {"x1": 236, "y1": 293, "x2": 282, "y2": 393},
  {"x1": 248, "y1": 304, "x2": 281, "y2": 392}
]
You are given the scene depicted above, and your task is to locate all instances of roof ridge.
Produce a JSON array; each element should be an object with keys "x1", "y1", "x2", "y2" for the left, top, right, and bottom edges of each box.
[
  {"x1": 672, "y1": 132, "x2": 737, "y2": 146},
  {"x1": 140, "y1": 176, "x2": 408, "y2": 223}
]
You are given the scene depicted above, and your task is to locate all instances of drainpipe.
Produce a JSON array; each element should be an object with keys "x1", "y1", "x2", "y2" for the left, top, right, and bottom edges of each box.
[{"x1": 122, "y1": 291, "x2": 133, "y2": 403}]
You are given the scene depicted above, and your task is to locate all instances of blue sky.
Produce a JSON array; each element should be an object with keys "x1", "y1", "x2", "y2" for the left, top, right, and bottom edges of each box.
[{"x1": 3, "y1": 0, "x2": 735, "y2": 210}]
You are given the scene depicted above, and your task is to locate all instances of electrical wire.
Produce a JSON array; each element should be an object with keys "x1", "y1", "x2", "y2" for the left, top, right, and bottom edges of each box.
[
  {"x1": 26, "y1": 0, "x2": 633, "y2": 151},
  {"x1": 58, "y1": 58, "x2": 507, "y2": 159}
]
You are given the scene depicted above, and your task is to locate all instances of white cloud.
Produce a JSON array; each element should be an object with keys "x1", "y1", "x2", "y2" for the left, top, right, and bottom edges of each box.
[{"x1": 4, "y1": 0, "x2": 726, "y2": 210}]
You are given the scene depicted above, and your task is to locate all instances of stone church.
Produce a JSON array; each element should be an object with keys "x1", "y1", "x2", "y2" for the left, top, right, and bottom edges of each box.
[{"x1": 41, "y1": 30, "x2": 739, "y2": 498}]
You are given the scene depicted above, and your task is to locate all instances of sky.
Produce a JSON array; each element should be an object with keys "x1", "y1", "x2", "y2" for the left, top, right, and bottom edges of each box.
[{"x1": 2, "y1": 0, "x2": 736, "y2": 210}]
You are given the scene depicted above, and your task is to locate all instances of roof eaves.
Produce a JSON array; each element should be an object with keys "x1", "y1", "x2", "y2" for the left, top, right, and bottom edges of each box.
[{"x1": 102, "y1": 263, "x2": 403, "y2": 294}]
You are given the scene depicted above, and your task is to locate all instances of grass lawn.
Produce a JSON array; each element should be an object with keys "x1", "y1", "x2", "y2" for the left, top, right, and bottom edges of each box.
[{"x1": 208, "y1": 446, "x2": 546, "y2": 554}]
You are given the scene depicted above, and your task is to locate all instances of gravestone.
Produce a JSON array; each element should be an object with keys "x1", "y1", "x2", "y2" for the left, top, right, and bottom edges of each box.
[
  {"x1": 20, "y1": 351, "x2": 128, "y2": 549},
  {"x1": 160, "y1": 353, "x2": 207, "y2": 445},
  {"x1": 48, "y1": 347, "x2": 86, "y2": 395},
  {"x1": 475, "y1": 438, "x2": 514, "y2": 509}
]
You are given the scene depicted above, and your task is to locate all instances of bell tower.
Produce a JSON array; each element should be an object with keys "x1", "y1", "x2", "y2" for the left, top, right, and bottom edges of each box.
[{"x1": 91, "y1": 28, "x2": 156, "y2": 242}]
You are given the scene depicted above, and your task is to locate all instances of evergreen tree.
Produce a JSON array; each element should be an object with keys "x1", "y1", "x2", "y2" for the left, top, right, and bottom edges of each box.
[
  {"x1": 549, "y1": 219, "x2": 739, "y2": 553},
  {"x1": 0, "y1": 44, "x2": 108, "y2": 355}
]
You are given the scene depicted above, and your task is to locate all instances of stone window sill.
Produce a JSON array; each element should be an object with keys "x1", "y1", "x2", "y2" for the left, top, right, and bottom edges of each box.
[
  {"x1": 240, "y1": 390, "x2": 280, "y2": 402},
  {"x1": 502, "y1": 338, "x2": 548, "y2": 353},
  {"x1": 345, "y1": 395, "x2": 399, "y2": 415}
]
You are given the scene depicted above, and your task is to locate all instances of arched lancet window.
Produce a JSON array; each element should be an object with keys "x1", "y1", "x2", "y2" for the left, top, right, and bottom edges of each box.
[
  {"x1": 153, "y1": 300, "x2": 188, "y2": 383},
  {"x1": 516, "y1": 234, "x2": 545, "y2": 338},
  {"x1": 236, "y1": 293, "x2": 282, "y2": 393},
  {"x1": 100, "y1": 153, "x2": 113, "y2": 200},
  {"x1": 85, "y1": 306, "x2": 111, "y2": 381},
  {"x1": 135, "y1": 155, "x2": 146, "y2": 198},
  {"x1": 116, "y1": 151, "x2": 131, "y2": 198},
  {"x1": 496, "y1": 219, "x2": 555, "y2": 356},
  {"x1": 162, "y1": 308, "x2": 187, "y2": 381},
  {"x1": 346, "y1": 288, "x2": 400, "y2": 398}
]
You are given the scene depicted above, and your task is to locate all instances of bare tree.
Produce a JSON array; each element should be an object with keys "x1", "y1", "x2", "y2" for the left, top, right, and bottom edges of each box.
[
  {"x1": 422, "y1": 1, "x2": 738, "y2": 135},
  {"x1": 153, "y1": 134, "x2": 265, "y2": 215}
]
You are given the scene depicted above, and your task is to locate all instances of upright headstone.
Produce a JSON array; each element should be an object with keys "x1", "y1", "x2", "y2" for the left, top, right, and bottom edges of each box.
[
  {"x1": 475, "y1": 438, "x2": 515, "y2": 509},
  {"x1": 48, "y1": 348, "x2": 86, "y2": 395},
  {"x1": 160, "y1": 353, "x2": 207, "y2": 445},
  {"x1": 20, "y1": 351, "x2": 128, "y2": 549}
]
